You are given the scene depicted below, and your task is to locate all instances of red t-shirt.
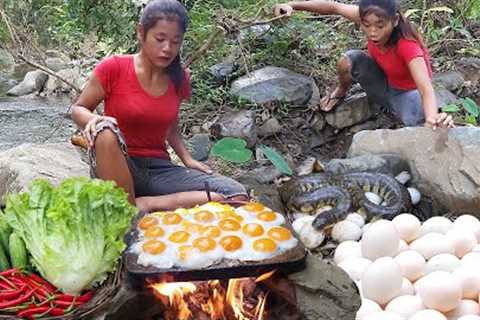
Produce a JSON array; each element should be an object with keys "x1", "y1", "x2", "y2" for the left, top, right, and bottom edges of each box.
[
  {"x1": 368, "y1": 38, "x2": 432, "y2": 90},
  {"x1": 94, "y1": 55, "x2": 191, "y2": 159}
]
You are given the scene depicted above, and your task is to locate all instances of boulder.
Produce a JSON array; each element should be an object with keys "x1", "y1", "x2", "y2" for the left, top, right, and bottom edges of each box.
[
  {"x1": 6, "y1": 70, "x2": 48, "y2": 96},
  {"x1": 210, "y1": 110, "x2": 257, "y2": 147},
  {"x1": 44, "y1": 67, "x2": 82, "y2": 96},
  {"x1": 187, "y1": 133, "x2": 211, "y2": 161},
  {"x1": 0, "y1": 143, "x2": 89, "y2": 205},
  {"x1": 230, "y1": 67, "x2": 313, "y2": 106},
  {"x1": 325, "y1": 93, "x2": 376, "y2": 129},
  {"x1": 433, "y1": 71, "x2": 465, "y2": 92},
  {"x1": 325, "y1": 154, "x2": 409, "y2": 176},
  {"x1": 258, "y1": 117, "x2": 282, "y2": 137},
  {"x1": 348, "y1": 127, "x2": 480, "y2": 214}
]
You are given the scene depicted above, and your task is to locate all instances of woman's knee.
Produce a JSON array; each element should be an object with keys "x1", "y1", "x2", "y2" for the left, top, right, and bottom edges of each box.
[{"x1": 94, "y1": 129, "x2": 120, "y2": 151}]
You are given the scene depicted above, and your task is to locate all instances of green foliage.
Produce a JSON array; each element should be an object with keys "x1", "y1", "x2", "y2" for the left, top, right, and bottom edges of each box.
[
  {"x1": 442, "y1": 97, "x2": 480, "y2": 126},
  {"x1": 211, "y1": 137, "x2": 253, "y2": 163},
  {"x1": 259, "y1": 145, "x2": 293, "y2": 176}
]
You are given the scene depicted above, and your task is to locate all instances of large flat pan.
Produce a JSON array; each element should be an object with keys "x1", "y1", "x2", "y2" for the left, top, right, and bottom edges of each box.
[{"x1": 124, "y1": 202, "x2": 306, "y2": 287}]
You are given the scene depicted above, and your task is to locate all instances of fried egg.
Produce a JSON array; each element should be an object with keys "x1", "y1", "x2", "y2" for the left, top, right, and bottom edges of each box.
[
  {"x1": 255, "y1": 211, "x2": 285, "y2": 227},
  {"x1": 267, "y1": 226, "x2": 298, "y2": 250},
  {"x1": 235, "y1": 202, "x2": 271, "y2": 216},
  {"x1": 175, "y1": 245, "x2": 217, "y2": 269},
  {"x1": 247, "y1": 237, "x2": 279, "y2": 261},
  {"x1": 135, "y1": 239, "x2": 176, "y2": 269}
]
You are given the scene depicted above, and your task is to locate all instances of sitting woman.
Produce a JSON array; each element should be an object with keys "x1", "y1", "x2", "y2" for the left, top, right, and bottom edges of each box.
[{"x1": 71, "y1": 0, "x2": 247, "y2": 212}]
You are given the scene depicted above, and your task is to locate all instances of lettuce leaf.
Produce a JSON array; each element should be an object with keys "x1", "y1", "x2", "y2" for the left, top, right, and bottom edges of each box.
[{"x1": 4, "y1": 177, "x2": 136, "y2": 295}]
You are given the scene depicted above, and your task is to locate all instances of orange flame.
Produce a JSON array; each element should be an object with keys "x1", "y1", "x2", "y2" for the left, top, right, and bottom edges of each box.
[{"x1": 151, "y1": 274, "x2": 270, "y2": 320}]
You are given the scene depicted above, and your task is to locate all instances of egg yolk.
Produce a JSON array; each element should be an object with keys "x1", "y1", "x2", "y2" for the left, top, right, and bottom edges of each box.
[
  {"x1": 257, "y1": 211, "x2": 277, "y2": 222},
  {"x1": 183, "y1": 222, "x2": 204, "y2": 234},
  {"x1": 193, "y1": 237, "x2": 217, "y2": 252},
  {"x1": 267, "y1": 226, "x2": 292, "y2": 242},
  {"x1": 244, "y1": 202, "x2": 266, "y2": 212},
  {"x1": 138, "y1": 216, "x2": 158, "y2": 230},
  {"x1": 218, "y1": 219, "x2": 241, "y2": 231},
  {"x1": 253, "y1": 238, "x2": 277, "y2": 253},
  {"x1": 168, "y1": 231, "x2": 190, "y2": 243},
  {"x1": 143, "y1": 239, "x2": 166, "y2": 255},
  {"x1": 144, "y1": 226, "x2": 165, "y2": 238},
  {"x1": 220, "y1": 236, "x2": 243, "y2": 251},
  {"x1": 194, "y1": 210, "x2": 215, "y2": 223},
  {"x1": 202, "y1": 226, "x2": 222, "y2": 238},
  {"x1": 162, "y1": 213, "x2": 182, "y2": 225},
  {"x1": 178, "y1": 245, "x2": 195, "y2": 261},
  {"x1": 217, "y1": 211, "x2": 244, "y2": 222},
  {"x1": 242, "y1": 223, "x2": 264, "y2": 237}
]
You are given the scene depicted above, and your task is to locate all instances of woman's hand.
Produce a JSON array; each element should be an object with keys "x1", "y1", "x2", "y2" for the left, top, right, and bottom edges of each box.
[
  {"x1": 273, "y1": 3, "x2": 294, "y2": 17},
  {"x1": 425, "y1": 112, "x2": 455, "y2": 130},
  {"x1": 184, "y1": 158, "x2": 214, "y2": 174},
  {"x1": 83, "y1": 115, "x2": 118, "y2": 147}
]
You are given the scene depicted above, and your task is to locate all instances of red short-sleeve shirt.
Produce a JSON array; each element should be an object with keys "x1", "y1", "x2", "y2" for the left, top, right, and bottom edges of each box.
[
  {"x1": 94, "y1": 55, "x2": 191, "y2": 159},
  {"x1": 368, "y1": 38, "x2": 432, "y2": 90}
]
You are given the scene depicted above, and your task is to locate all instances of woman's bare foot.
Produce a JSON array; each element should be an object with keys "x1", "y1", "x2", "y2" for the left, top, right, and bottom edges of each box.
[{"x1": 319, "y1": 87, "x2": 348, "y2": 112}]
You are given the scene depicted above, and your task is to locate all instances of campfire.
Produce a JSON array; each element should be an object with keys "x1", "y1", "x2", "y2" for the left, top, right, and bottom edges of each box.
[{"x1": 150, "y1": 270, "x2": 295, "y2": 320}]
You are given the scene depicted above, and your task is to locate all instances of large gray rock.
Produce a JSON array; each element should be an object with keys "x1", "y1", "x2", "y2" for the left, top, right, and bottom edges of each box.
[
  {"x1": 0, "y1": 143, "x2": 89, "y2": 205},
  {"x1": 230, "y1": 67, "x2": 313, "y2": 106},
  {"x1": 258, "y1": 117, "x2": 282, "y2": 137},
  {"x1": 456, "y1": 57, "x2": 480, "y2": 85},
  {"x1": 325, "y1": 93, "x2": 375, "y2": 129},
  {"x1": 44, "y1": 67, "x2": 82, "y2": 96},
  {"x1": 348, "y1": 127, "x2": 480, "y2": 214},
  {"x1": 325, "y1": 154, "x2": 409, "y2": 176},
  {"x1": 187, "y1": 133, "x2": 211, "y2": 161},
  {"x1": 211, "y1": 110, "x2": 257, "y2": 147},
  {"x1": 435, "y1": 88, "x2": 459, "y2": 108},
  {"x1": 433, "y1": 71, "x2": 465, "y2": 92},
  {"x1": 6, "y1": 70, "x2": 48, "y2": 96},
  {"x1": 208, "y1": 62, "x2": 235, "y2": 83},
  {"x1": 289, "y1": 255, "x2": 360, "y2": 320},
  {"x1": 45, "y1": 57, "x2": 70, "y2": 72}
]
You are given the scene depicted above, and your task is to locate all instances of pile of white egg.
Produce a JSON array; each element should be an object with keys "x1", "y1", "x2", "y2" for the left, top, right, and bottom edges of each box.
[{"x1": 334, "y1": 213, "x2": 480, "y2": 320}]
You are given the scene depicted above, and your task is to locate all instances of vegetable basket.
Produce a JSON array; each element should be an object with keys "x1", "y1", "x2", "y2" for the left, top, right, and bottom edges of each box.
[{"x1": 0, "y1": 261, "x2": 124, "y2": 320}]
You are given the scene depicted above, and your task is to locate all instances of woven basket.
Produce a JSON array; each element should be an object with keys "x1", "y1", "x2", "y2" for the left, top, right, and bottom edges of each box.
[{"x1": 0, "y1": 261, "x2": 124, "y2": 320}]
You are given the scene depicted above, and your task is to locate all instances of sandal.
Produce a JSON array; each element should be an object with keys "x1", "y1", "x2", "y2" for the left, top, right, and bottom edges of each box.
[{"x1": 319, "y1": 92, "x2": 346, "y2": 112}]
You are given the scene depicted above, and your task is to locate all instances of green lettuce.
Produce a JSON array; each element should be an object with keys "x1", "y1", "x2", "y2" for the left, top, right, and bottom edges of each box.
[{"x1": 4, "y1": 177, "x2": 137, "y2": 295}]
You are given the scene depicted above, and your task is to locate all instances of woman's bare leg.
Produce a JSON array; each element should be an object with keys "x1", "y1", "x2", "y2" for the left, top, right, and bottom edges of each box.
[
  {"x1": 320, "y1": 55, "x2": 353, "y2": 111},
  {"x1": 136, "y1": 192, "x2": 249, "y2": 212},
  {"x1": 94, "y1": 129, "x2": 136, "y2": 205}
]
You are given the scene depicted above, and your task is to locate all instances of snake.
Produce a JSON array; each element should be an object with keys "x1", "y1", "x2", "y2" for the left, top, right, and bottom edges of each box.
[{"x1": 279, "y1": 172, "x2": 412, "y2": 230}]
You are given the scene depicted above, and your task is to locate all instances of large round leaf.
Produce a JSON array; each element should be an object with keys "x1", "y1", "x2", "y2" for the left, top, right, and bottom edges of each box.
[{"x1": 210, "y1": 137, "x2": 252, "y2": 163}]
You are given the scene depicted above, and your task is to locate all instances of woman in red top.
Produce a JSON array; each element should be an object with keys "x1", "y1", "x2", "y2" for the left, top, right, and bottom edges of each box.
[
  {"x1": 273, "y1": 0, "x2": 455, "y2": 129},
  {"x1": 72, "y1": 0, "x2": 247, "y2": 212}
]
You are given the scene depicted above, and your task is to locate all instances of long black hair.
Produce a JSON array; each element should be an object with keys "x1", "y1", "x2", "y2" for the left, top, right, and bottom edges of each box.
[
  {"x1": 140, "y1": 0, "x2": 189, "y2": 92},
  {"x1": 359, "y1": 0, "x2": 426, "y2": 49}
]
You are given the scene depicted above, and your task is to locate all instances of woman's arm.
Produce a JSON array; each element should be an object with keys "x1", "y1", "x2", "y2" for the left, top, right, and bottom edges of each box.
[
  {"x1": 273, "y1": 1, "x2": 360, "y2": 24},
  {"x1": 71, "y1": 76, "x2": 117, "y2": 146},
  {"x1": 408, "y1": 57, "x2": 454, "y2": 129},
  {"x1": 167, "y1": 121, "x2": 212, "y2": 173}
]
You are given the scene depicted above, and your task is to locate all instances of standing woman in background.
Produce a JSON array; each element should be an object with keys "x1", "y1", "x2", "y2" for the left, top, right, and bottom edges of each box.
[
  {"x1": 273, "y1": 0, "x2": 455, "y2": 129},
  {"x1": 72, "y1": 0, "x2": 248, "y2": 212}
]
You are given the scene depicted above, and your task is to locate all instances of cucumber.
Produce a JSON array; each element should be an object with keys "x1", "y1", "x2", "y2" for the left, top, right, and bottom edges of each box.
[
  {"x1": 0, "y1": 243, "x2": 10, "y2": 271},
  {"x1": 9, "y1": 233, "x2": 28, "y2": 269}
]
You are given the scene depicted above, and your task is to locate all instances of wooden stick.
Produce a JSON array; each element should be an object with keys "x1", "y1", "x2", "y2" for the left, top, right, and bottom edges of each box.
[{"x1": 185, "y1": 26, "x2": 226, "y2": 67}]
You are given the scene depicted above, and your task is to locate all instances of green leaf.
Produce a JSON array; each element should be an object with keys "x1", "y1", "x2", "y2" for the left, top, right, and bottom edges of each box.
[
  {"x1": 462, "y1": 98, "x2": 480, "y2": 117},
  {"x1": 425, "y1": 6, "x2": 454, "y2": 14},
  {"x1": 441, "y1": 104, "x2": 461, "y2": 113},
  {"x1": 464, "y1": 114, "x2": 478, "y2": 126},
  {"x1": 211, "y1": 137, "x2": 252, "y2": 163},
  {"x1": 259, "y1": 145, "x2": 293, "y2": 176}
]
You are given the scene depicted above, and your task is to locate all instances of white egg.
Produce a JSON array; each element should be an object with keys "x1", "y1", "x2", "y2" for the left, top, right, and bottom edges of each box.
[
  {"x1": 392, "y1": 213, "x2": 421, "y2": 243},
  {"x1": 444, "y1": 300, "x2": 480, "y2": 320},
  {"x1": 385, "y1": 295, "x2": 425, "y2": 319},
  {"x1": 410, "y1": 309, "x2": 447, "y2": 320},
  {"x1": 408, "y1": 187, "x2": 422, "y2": 205},
  {"x1": 334, "y1": 241, "x2": 362, "y2": 264},
  {"x1": 298, "y1": 220, "x2": 325, "y2": 249},
  {"x1": 417, "y1": 271, "x2": 462, "y2": 312},
  {"x1": 338, "y1": 258, "x2": 372, "y2": 281},
  {"x1": 332, "y1": 220, "x2": 363, "y2": 242},
  {"x1": 425, "y1": 254, "x2": 461, "y2": 274},
  {"x1": 418, "y1": 216, "x2": 453, "y2": 236},
  {"x1": 446, "y1": 228, "x2": 477, "y2": 258},
  {"x1": 394, "y1": 250, "x2": 426, "y2": 282},
  {"x1": 399, "y1": 278, "x2": 415, "y2": 296},
  {"x1": 363, "y1": 223, "x2": 372, "y2": 233},
  {"x1": 461, "y1": 252, "x2": 480, "y2": 268},
  {"x1": 453, "y1": 215, "x2": 480, "y2": 242},
  {"x1": 347, "y1": 213, "x2": 366, "y2": 228},
  {"x1": 361, "y1": 220, "x2": 400, "y2": 260},
  {"x1": 471, "y1": 244, "x2": 480, "y2": 252},
  {"x1": 362, "y1": 311, "x2": 405, "y2": 320},
  {"x1": 362, "y1": 257, "x2": 403, "y2": 305},
  {"x1": 356, "y1": 299, "x2": 382, "y2": 320},
  {"x1": 452, "y1": 265, "x2": 480, "y2": 300},
  {"x1": 292, "y1": 215, "x2": 314, "y2": 235},
  {"x1": 410, "y1": 233, "x2": 455, "y2": 260},
  {"x1": 398, "y1": 239, "x2": 409, "y2": 253},
  {"x1": 458, "y1": 316, "x2": 480, "y2": 320}
]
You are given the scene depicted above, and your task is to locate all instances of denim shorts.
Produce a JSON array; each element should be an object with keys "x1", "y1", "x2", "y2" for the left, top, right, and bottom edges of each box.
[
  {"x1": 89, "y1": 120, "x2": 247, "y2": 199},
  {"x1": 345, "y1": 49, "x2": 429, "y2": 126}
]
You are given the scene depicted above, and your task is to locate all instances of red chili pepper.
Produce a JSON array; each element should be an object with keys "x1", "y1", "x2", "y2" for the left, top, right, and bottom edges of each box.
[
  {"x1": 0, "y1": 281, "x2": 12, "y2": 290},
  {"x1": 54, "y1": 299, "x2": 83, "y2": 308},
  {"x1": 0, "y1": 288, "x2": 36, "y2": 309},
  {"x1": 0, "y1": 284, "x2": 26, "y2": 300},
  {"x1": 22, "y1": 277, "x2": 54, "y2": 299},
  {"x1": 56, "y1": 291, "x2": 93, "y2": 303},
  {"x1": 0, "y1": 268, "x2": 19, "y2": 277},
  {"x1": 0, "y1": 275, "x2": 17, "y2": 289},
  {"x1": 26, "y1": 274, "x2": 56, "y2": 293},
  {"x1": 17, "y1": 306, "x2": 50, "y2": 319}
]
